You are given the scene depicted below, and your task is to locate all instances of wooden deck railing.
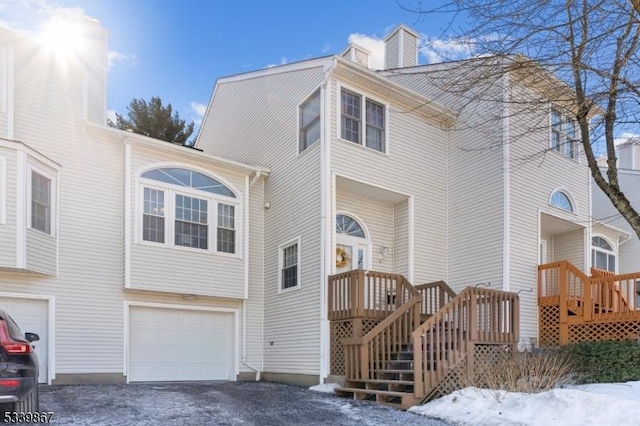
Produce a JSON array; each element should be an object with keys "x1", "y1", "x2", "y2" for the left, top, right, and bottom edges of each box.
[
  {"x1": 328, "y1": 270, "x2": 416, "y2": 320},
  {"x1": 412, "y1": 287, "x2": 519, "y2": 396},
  {"x1": 342, "y1": 294, "x2": 422, "y2": 380},
  {"x1": 415, "y1": 281, "x2": 456, "y2": 318},
  {"x1": 538, "y1": 261, "x2": 640, "y2": 346}
]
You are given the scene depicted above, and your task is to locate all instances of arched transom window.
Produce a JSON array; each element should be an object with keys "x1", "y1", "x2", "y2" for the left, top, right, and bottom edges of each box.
[
  {"x1": 336, "y1": 214, "x2": 366, "y2": 238},
  {"x1": 592, "y1": 236, "x2": 616, "y2": 272},
  {"x1": 141, "y1": 168, "x2": 236, "y2": 198},
  {"x1": 550, "y1": 191, "x2": 574, "y2": 213},
  {"x1": 140, "y1": 167, "x2": 238, "y2": 254}
]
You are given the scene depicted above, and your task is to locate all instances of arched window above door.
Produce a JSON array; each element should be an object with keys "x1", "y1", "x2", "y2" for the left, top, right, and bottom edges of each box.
[{"x1": 336, "y1": 214, "x2": 366, "y2": 238}]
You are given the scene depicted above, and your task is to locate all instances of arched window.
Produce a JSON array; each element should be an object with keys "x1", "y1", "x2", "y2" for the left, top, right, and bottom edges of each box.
[
  {"x1": 336, "y1": 214, "x2": 366, "y2": 238},
  {"x1": 139, "y1": 167, "x2": 238, "y2": 253},
  {"x1": 141, "y1": 168, "x2": 236, "y2": 197},
  {"x1": 592, "y1": 236, "x2": 616, "y2": 272},
  {"x1": 550, "y1": 191, "x2": 574, "y2": 213}
]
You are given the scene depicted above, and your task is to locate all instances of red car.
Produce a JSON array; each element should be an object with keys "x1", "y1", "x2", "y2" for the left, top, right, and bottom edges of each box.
[{"x1": 0, "y1": 309, "x2": 39, "y2": 414}]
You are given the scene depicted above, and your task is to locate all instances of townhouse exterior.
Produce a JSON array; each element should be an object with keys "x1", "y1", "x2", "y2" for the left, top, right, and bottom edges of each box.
[
  {"x1": 592, "y1": 139, "x2": 640, "y2": 284},
  {"x1": 0, "y1": 20, "x2": 267, "y2": 385},
  {"x1": 1, "y1": 19, "x2": 631, "y2": 388}
]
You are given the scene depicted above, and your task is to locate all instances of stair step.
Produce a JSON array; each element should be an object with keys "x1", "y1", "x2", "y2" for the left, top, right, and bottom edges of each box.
[
  {"x1": 335, "y1": 387, "x2": 411, "y2": 398},
  {"x1": 349, "y1": 379, "x2": 414, "y2": 386}
]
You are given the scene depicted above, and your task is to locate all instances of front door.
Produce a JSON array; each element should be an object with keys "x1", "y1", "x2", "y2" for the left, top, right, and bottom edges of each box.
[
  {"x1": 336, "y1": 235, "x2": 370, "y2": 273},
  {"x1": 335, "y1": 214, "x2": 370, "y2": 274}
]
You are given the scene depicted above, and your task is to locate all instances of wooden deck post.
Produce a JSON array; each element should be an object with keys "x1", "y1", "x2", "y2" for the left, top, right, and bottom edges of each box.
[
  {"x1": 559, "y1": 262, "x2": 569, "y2": 345},
  {"x1": 356, "y1": 269, "x2": 365, "y2": 318}
]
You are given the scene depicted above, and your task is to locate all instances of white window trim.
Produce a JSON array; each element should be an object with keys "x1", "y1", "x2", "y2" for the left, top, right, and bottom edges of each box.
[
  {"x1": 336, "y1": 82, "x2": 390, "y2": 155},
  {"x1": 549, "y1": 106, "x2": 579, "y2": 161},
  {"x1": 297, "y1": 88, "x2": 322, "y2": 155},
  {"x1": 0, "y1": 156, "x2": 5, "y2": 225},
  {"x1": 591, "y1": 234, "x2": 617, "y2": 273},
  {"x1": 136, "y1": 174, "x2": 242, "y2": 258},
  {"x1": 548, "y1": 188, "x2": 578, "y2": 215},
  {"x1": 278, "y1": 236, "x2": 301, "y2": 294},
  {"x1": 26, "y1": 161, "x2": 57, "y2": 238}
]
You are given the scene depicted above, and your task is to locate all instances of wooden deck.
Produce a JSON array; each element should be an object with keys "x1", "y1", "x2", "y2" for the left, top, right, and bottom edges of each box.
[
  {"x1": 328, "y1": 270, "x2": 519, "y2": 409},
  {"x1": 538, "y1": 261, "x2": 640, "y2": 346}
]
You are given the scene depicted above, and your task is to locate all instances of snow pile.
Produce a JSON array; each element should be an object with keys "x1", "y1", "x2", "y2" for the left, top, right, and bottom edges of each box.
[
  {"x1": 309, "y1": 382, "x2": 341, "y2": 393},
  {"x1": 410, "y1": 383, "x2": 640, "y2": 426}
]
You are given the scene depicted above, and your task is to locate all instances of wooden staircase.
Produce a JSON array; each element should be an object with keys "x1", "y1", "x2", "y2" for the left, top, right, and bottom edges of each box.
[
  {"x1": 335, "y1": 343, "x2": 417, "y2": 408},
  {"x1": 328, "y1": 271, "x2": 519, "y2": 410}
]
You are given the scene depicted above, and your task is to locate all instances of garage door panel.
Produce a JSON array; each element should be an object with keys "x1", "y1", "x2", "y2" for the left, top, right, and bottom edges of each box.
[
  {"x1": 129, "y1": 306, "x2": 234, "y2": 382},
  {"x1": 0, "y1": 297, "x2": 48, "y2": 384}
]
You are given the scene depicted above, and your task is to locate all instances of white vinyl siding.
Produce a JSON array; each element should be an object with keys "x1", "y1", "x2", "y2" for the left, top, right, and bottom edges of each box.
[
  {"x1": 592, "y1": 170, "x2": 640, "y2": 275},
  {"x1": 508, "y1": 79, "x2": 590, "y2": 341},
  {"x1": 384, "y1": 32, "x2": 400, "y2": 69},
  {"x1": 129, "y1": 146, "x2": 247, "y2": 299},
  {"x1": 330, "y1": 77, "x2": 448, "y2": 285},
  {"x1": 554, "y1": 229, "x2": 586, "y2": 271},
  {"x1": 0, "y1": 150, "x2": 16, "y2": 268},
  {"x1": 402, "y1": 33, "x2": 418, "y2": 68},
  {"x1": 197, "y1": 64, "x2": 326, "y2": 375},
  {"x1": 383, "y1": 71, "x2": 505, "y2": 294}
]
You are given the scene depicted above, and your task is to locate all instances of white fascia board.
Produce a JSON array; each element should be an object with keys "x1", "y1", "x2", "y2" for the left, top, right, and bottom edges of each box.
[{"x1": 84, "y1": 122, "x2": 269, "y2": 177}]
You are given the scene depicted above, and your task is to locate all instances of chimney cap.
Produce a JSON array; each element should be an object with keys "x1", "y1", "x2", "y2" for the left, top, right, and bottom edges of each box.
[{"x1": 383, "y1": 24, "x2": 420, "y2": 42}]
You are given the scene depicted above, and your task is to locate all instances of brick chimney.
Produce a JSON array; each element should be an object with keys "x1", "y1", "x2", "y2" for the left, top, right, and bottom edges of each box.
[{"x1": 383, "y1": 25, "x2": 419, "y2": 69}]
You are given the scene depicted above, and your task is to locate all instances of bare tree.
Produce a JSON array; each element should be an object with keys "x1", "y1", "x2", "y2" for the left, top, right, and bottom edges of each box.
[{"x1": 400, "y1": 0, "x2": 640, "y2": 240}]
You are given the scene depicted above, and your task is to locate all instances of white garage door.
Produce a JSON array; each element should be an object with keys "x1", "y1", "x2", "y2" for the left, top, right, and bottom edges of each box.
[
  {"x1": 0, "y1": 297, "x2": 49, "y2": 384},
  {"x1": 128, "y1": 306, "x2": 234, "y2": 382}
]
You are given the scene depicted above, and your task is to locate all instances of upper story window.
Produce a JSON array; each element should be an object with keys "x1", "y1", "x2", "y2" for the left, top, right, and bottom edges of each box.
[
  {"x1": 550, "y1": 108, "x2": 578, "y2": 159},
  {"x1": 27, "y1": 162, "x2": 57, "y2": 236},
  {"x1": 340, "y1": 88, "x2": 387, "y2": 153},
  {"x1": 592, "y1": 236, "x2": 616, "y2": 272},
  {"x1": 299, "y1": 90, "x2": 321, "y2": 152},
  {"x1": 549, "y1": 190, "x2": 574, "y2": 213},
  {"x1": 140, "y1": 167, "x2": 238, "y2": 254}
]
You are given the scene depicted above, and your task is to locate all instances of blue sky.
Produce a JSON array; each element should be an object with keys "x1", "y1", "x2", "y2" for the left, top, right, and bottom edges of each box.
[{"x1": 0, "y1": 0, "x2": 463, "y2": 133}]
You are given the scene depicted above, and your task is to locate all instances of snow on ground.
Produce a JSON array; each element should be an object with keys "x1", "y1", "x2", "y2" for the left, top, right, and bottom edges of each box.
[
  {"x1": 309, "y1": 382, "x2": 341, "y2": 393},
  {"x1": 410, "y1": 382, "x2": 640, "y2": 426}
]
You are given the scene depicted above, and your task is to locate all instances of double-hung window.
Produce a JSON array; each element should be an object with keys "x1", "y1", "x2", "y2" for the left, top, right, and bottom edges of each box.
[
  {"x1": 299, "y1": 90, "x2": 321, "y2": 152},
  {"x1": 140, "y1": 168, "x2": 238, "y2": 255},
  {"x1": 31, "y1": 171, "x2": 52, "y2": 235},
  {"x1": 279, "y1": 238, "x2": 300, "y2": 291},
  {"x1": 550, "y1": 108, "x2": 578, "y2": 159},
  {"x1": 340, "y1": 88, "x2": 386, "y2": 153}
]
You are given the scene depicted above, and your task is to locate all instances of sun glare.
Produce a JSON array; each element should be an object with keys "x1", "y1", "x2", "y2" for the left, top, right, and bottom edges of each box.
[{"x1": 39, "y1": 17, "x2": 85, "y2": 58}]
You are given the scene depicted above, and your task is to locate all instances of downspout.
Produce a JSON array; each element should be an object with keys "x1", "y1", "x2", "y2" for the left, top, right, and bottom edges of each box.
[
  {"x1": 242, "y1": 171, "x2": 266, "y2": 381},
  {"x1": 319, "y1": 58, "x2": 337, "y2": 384}
]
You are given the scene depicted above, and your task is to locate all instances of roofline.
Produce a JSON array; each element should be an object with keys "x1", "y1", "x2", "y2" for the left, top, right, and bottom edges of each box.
[
  {"x1": 340, "y1": 43, "x2": 373, "y2": 56},
  {"x1": 85, "y1": 122, "x2": 270, "y2": 176},
  {"x1": 334, "y1": 56, "x2": 458, "y2": 124},
  {"x1": 215, "y1": 56, "x2": 333, "y2": 84},
  {"x1": 593, "y1": 220, "x2": 631, "y2": 239}
]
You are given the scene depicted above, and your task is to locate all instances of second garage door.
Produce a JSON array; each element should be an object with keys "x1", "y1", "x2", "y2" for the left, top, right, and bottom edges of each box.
[{"x1": 128, "y1": 306, "x2": 234, "y2": 382}]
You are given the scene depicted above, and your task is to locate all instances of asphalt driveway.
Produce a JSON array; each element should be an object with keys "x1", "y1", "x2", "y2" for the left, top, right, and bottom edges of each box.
[{"x1": 40, "y1": 381, "x2": 451, "y2": 425}]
